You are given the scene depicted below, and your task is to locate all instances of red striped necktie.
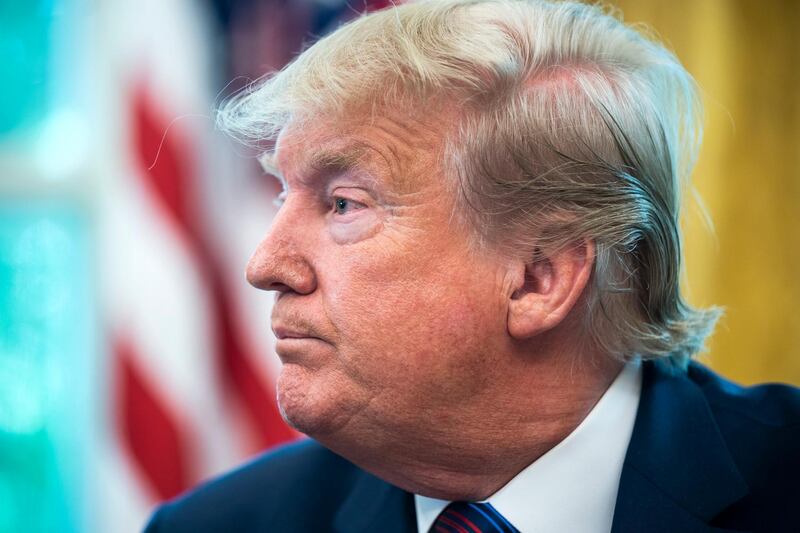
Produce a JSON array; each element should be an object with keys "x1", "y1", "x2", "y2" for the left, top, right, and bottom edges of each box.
[{"x1": 431, "y1": 501, "x2": 521, "y2": 533}]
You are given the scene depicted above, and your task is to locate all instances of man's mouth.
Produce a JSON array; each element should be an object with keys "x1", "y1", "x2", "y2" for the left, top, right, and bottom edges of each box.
[{"x1": 272, "y1": 325, "x2": 322, "y2": 341}]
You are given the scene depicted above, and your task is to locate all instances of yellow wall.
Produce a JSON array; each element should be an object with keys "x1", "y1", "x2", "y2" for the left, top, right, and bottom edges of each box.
[{"x1": 608, "y1": 0, "x2": 800, "y2": 385}]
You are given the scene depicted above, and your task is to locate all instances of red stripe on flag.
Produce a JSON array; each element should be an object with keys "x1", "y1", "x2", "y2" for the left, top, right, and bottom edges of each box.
[
  {"x1": 365, "y1": 0, "x2": 396, "y2": 11},
  {"x1": 212, "y1": 273, "x2": 297, "y2": 447},
  {"x1": 116, "y1": 337, "x2": 191, "y2": 500},
  {"x1": 130, "y1": 83, "x2": 295, "y2": 451}
]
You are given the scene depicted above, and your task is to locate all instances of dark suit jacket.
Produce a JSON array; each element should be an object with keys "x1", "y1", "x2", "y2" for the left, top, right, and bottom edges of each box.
[{"x1": 144, "y1": 360, "x2": 800, "y2": 532}]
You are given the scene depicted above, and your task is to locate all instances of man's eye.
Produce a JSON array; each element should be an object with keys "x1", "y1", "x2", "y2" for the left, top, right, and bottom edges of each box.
[{"x1": 332, "y1": 197, "x2": 363, "y2": 215}]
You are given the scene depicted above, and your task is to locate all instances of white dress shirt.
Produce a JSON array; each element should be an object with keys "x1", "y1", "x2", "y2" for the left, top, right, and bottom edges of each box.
[{"x1": 415, "y1": 361, "x2": 642, "y2": 533}]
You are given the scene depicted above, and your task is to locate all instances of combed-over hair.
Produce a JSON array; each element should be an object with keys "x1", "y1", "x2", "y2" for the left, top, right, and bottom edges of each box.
[{"x1": 219, "y1": 0, "x2": 721, "y2": 370}]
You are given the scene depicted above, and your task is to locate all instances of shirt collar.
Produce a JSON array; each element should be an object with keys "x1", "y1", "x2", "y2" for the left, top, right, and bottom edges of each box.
[{"x1": 415, "y1": 361, "x2": 642, "y2": 533}]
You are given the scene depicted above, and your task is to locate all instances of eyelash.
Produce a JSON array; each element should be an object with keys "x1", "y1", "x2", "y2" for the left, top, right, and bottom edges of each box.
[
  {"x1": 331, "y1": 196, "x2": 364, "y2": 216},
  {"x1": 272, "y1": 191, "x2": 366, "y2": 216}
]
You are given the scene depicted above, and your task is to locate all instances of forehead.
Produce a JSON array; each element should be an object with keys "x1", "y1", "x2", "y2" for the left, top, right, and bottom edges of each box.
[{"x1": 265, "y1": 108, "x2": 449, "y2": 193}]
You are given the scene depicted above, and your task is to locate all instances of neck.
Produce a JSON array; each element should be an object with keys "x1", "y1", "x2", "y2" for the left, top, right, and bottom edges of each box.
[{"x1": 318, "y1": 348, "x2": 624, "y2": 501}]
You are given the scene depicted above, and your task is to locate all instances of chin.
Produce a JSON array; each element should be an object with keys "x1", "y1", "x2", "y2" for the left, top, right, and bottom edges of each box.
[{"x1": 276, "y1": 363, "x2": 361, "y2": 438}]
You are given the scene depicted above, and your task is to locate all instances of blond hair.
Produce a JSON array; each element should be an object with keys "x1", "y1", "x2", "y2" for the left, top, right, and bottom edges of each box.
[{"x1": 219, "y1": 0, "x2": 721, "y2": 369}]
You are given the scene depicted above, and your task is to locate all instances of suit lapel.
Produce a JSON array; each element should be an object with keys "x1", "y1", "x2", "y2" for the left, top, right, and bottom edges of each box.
[
  {"x1": 333, "y1": 467, "x2": 416, "y2": 533},
  {"x1": 611, "y1": 361, "x2": 750, "y2": 533}
]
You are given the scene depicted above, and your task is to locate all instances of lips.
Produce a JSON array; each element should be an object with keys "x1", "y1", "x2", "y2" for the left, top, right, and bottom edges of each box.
[
  {"x1": 271, "y1": 321, "x2": 331, "y2": 364},
  {"x1": 270, "y1": 316, "x2": 329, "y2": 343},
  {"x1": 271, "y1": 304, "x2": 330, "y2": 349},
  {"x1": 272, "y1": 325, "x2": 321, "y2": 341}
]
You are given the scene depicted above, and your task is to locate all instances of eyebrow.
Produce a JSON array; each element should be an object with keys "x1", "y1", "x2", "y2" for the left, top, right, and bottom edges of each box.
[
  {"x1": 307, "y1": 148, "x2": 366, "y2": 175},
  {"x1": 259, "y1": 144, "x2": 373, "y2": 186}
]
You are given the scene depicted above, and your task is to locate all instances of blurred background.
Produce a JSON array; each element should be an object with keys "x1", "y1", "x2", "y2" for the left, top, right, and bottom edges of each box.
[{"x1": 0, "y1": 0, "x2": 797, "y2": 531}]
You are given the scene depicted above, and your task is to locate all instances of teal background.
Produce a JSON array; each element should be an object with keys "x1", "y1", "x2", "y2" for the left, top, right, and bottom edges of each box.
[
  {"x1": 0, "y1": 0, "x2": 54, "y2": 136},
  {"x1": 0, "y1": 205, "x2": 94, "y2": 533},
  {"x1": 0, "y1": 0, "x2": 94, "y2": 531}
]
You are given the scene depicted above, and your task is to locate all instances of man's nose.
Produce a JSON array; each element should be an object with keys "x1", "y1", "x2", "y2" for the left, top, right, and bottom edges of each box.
[{"x1": 246, "y1": 212, "x2": 317, "y2": 295}]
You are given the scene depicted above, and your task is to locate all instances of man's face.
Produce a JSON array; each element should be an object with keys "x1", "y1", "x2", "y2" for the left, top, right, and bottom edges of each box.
[{"x1": 247, "y1": 106, "x2": 516, "y2": 445}]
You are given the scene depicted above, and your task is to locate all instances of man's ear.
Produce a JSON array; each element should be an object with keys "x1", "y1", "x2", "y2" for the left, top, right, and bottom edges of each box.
[{"x1": 507, "y1": 241, "x2": 595, "y2": 340}]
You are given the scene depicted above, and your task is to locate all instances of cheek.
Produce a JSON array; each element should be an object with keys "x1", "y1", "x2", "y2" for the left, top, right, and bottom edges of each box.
[{"x1": 323, "y1": 250, "x2": 507, "y2": 394}]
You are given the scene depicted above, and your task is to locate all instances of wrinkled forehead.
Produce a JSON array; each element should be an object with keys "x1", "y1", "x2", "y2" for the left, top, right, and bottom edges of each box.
[{"x1": 263, "y1": 107, "x2": 453, "y2": 193}]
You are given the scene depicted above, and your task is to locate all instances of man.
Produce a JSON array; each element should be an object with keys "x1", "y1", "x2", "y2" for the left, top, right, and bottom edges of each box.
[{"x1": 145, "y1": 0, "x2": 800, "y2": 531}]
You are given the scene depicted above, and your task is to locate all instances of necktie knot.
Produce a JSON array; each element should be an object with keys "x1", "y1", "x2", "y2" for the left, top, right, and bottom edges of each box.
[{"x1": 431, "y1": 501, "x2": 520, "y2": 533}]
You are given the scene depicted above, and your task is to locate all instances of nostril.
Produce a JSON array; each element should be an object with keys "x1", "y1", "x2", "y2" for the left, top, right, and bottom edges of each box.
[
  {"x1": 266, "y1": 282, "x2": 293, "y2": 293},
  {"x1": 246, "y1": 267, "x2": 283, "y2": 291}
]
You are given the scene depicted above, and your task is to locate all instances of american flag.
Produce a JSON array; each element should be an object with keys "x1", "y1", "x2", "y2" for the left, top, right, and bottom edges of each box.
[{"x1": 91, "y1": 0, "x2": 392, "y2": 531}]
